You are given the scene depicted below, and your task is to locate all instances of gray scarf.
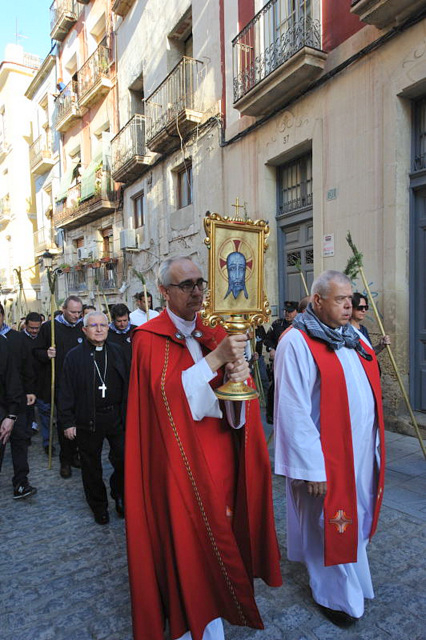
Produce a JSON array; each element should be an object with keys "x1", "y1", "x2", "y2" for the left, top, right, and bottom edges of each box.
[{"x1": 292, "y1": 304, "x2": 372, "y2": 360}]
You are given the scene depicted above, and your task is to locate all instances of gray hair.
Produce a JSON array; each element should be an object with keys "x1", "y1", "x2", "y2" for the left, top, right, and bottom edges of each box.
[
  {"x1": 157, "y1": 255, "x2": 201, "y2": 287},
  {"x1": 311, "y1": 270, "x2": 352, "y2": 298},
  {"x1": 83, "y1": 311, "x2": 109, "y2": 327}
]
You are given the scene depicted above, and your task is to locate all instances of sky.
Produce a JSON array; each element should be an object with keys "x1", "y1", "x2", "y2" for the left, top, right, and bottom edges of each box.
[{"x1": 0, "y1": 0, "x2": 53, "y2": 61}]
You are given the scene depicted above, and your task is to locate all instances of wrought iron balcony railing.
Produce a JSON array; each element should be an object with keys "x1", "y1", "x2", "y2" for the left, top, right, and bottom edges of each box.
[
  {"x1": 0, "y1": 136, "x2": 11, "y2": 160},
  {"x1": 54, "y1": 170, "x2": 116, "y2": 229},
  {"x1": 78, "y1": 44, "x2": 112, "y2": 106},
  {"x1": 0, "y1": 195, "x2": 11, "y2": 216},
  {"x1": 98, "y1": 262, "x2": 118, "y2": 290},
  {"x1": 67, "y1": 268, "x2": 88, "y2": 292},
  {"x1": 54, "y1": 80, "x2": 81, "y2": 130},
  {"x1": 50, "y1": 0, "x2": 78, "y2": 40},
  {"x1": 34, "y1": 226, "x2": 57, "y2": 255},
  {"x1": 232, "y1": 0, "x2": 322, "y2": 103},
  {"x1": 145, "y1": 57, "x2": 203, "y2": 143},
  {"x1": 111, "y1": 114, "x2": 149, "y2": 182},
  {"x1": 29, "y1": 133, "x2": 54, "y2": 173},
  {"x1": 0, "y1": 195, "x2": 11, "y2": 229}
]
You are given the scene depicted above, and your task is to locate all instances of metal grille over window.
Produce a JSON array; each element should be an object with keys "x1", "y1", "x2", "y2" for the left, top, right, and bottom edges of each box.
[
  {"x1": 305, "y1": 249, "x2": 314, "y2": 264},
  {"x1": 279, "y1": 154, "x2": 313, "y2": 215},
  {"x1": 287, "y1": 251, "x2": 301, "y2": 266}
]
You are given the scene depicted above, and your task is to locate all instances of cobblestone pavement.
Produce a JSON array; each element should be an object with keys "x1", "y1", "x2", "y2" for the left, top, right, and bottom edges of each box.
[{"x1": 0, "y1": 425, "x2": 425, "y2": 640}]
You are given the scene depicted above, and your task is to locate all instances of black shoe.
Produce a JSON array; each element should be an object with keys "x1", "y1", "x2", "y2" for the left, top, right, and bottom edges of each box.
[
  {"x1": 94, "y1": 511, "x2": 110, "y2": 525},
  {"x1": 71, "y1": 453, "x2": 81, "y2": 469},
  {"x1": 60, "y1": 464, "x2": 72, "y2": 479},
  {"x1": 317, "y1": 604, "x2": 359, "y2": 627},
  {"x1": 44, "y1": 445, "x2": 56, "y2": 455},
  {"x1": 114, "y1": 496, "x2": 125, "y2": 518},
  {"x1": 13, "y1": 484, "x2": 37, "y2": 500}
]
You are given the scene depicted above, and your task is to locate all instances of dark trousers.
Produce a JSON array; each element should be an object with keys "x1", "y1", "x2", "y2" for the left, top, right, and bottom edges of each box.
[
  {"x1": 26, "y1": 404, "x2": 35, "y2": 429},
  {"x1": 76, "y1": 413, "x2": 124, "y2": 516},
  {"x1": 10, "y1": 413, "x2": 32, "y2": 487},
  {"x1": 57, "y1": 417, "x2": 78, "y2": 465}
]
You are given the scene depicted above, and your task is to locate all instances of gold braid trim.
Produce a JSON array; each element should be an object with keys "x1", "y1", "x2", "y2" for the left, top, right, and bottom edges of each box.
[{"x1": 160, "y1": 338, "x2": 248, "y2": 625}]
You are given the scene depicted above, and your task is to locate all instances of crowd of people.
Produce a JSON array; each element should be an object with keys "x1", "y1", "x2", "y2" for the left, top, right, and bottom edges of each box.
[
  {"x1": 0, "y1": 259, "x2": 391, "y2": 640},
  {"x1": 0, "y1": 291, "x2": 158, "y2": 510}
]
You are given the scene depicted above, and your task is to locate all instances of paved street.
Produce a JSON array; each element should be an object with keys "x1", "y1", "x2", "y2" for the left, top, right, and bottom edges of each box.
[{"x1": 0, "y1": 425, "x2": 425, "y2": 640}]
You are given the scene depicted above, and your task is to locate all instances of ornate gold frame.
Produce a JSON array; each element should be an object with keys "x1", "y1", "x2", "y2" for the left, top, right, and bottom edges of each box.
[
  {"x1": 202, "y1": 212, "x2": 271, "y2": 328},
  {"x1": 201, "y1": 211, "x2": 271, "y2": 401}
]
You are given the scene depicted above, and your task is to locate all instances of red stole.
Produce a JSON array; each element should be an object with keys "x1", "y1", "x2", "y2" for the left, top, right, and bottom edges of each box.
[{"x1": 300, "y1": 331, "x2": 386, "y2": 566}]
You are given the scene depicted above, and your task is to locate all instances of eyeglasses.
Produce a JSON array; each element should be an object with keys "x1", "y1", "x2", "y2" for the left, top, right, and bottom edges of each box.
[
  {"x1": 168, "y1": 278, "x2": 208, "y2": 293},
  {"x1": 356, "y1": 305, "x2": 368, "y2": 311},
  {"x1": 87, "y1": 323, "x2": 108, "y2": 329}
]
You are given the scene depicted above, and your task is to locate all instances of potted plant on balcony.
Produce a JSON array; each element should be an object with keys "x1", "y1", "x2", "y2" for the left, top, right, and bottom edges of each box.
[{"x1": 58, "y1": 263, "x2": 71, "y2": 273}]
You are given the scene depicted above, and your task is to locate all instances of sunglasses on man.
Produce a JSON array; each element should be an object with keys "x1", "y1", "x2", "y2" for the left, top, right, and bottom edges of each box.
[{"x1": 356, "y1": 305, "x2": 369, "y2": 311}]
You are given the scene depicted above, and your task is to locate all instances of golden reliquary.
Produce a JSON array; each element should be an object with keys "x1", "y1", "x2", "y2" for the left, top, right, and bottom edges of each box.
[{"x1": 201, "y1": 204, "x2": 271, "y2": 401}]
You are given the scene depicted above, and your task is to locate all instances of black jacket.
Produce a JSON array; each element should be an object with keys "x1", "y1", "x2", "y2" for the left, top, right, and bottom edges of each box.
[
  {"x1": 264, "y1": 318, "x2": 290, "y2": 352},
  {"x1": 58, "y1": 340, "x2": 129, "y2": 432},
  {"x1": 106, "y1": 324, "x2": 136, "y2": 370},
  {"x1": 2, "y1": 329, "x2": 35, "y2": 412},
  {"x1": 22, "y1": 331, "x2": 51, "y2": 402},
  {"x1": 34, "y1": 318, "x2": 85, "y2": 393},
  {"x1": 0, "y1": 336, "x2": 23, "y2": 418}
]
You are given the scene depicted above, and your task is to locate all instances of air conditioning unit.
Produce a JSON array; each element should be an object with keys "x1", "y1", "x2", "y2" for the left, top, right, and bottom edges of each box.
[
  {"x1": 120, "y1": 228, "x2": 137, "y2": 250},
  {"x1": 77, "y1": 247, "x2": 88, "y2": 260}
]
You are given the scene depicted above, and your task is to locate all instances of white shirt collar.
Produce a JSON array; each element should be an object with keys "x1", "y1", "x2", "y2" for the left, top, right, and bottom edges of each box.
[{"x1": 166, "y1": 307, "x2": 196, "y2": 338}]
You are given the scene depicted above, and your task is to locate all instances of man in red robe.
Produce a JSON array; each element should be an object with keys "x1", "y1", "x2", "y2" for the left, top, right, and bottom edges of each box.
[{"x1": 125, "y1": 255, "x2": 282, "y2": 640}]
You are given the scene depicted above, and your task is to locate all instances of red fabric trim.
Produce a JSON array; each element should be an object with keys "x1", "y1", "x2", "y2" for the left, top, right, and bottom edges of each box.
[
  {"x1": 357, "y1": 344, "x2": 386, "y2": 539},
  {"x1": 300, "y1": 331, "x2": 385, "y2": 566},
  {"x1": 300, "y1": 331, "x2": 358, "y2": 566},
  {"x1": 125, "y1": 311, "x2": 281, "y2": 640}
]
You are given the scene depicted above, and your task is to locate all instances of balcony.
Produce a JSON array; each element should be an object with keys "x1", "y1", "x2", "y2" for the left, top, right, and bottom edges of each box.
[
  {"x1": 78, "y1": 44, "x2": 113, "y2": 109},
  {"x1": 98, "y1": 261, "x2": 118, "y2": 290},
  {"x1": 0, "y1": 195, "x2": 11, "y2": 229},
  {"x1": 232, "y1": 0, "x2": 326, "y2": 117},
  {"x1": 350, "y1": 0, "x2": 425, "y2": 29},
  {"x1": 67, "y1": 266, "x2": 88, "y2": 293},
  {"x1": 145, "y1": 57, "x2": 204, "y2": 154},
  {"x1": 54, "y1": 80, "x2": 82, "y2": 132},
  {"x1": 111, "y1": 115, "x2": 150, "y2": 183},
  {"x1": 34, "y1": 226, "x2": 59, "y2": 256},
  {"x1": 54, "y1": 169, "x2": 116, "y2": 230},
  {"x1": 112, "y1": 0, "x2": 135, "y2": 17},
  {"x1": 0, "y1": 136, "x2": 11, "y2": 162},
  {"x1": 29, "y1": 134, "x2": 55, "y2": 175},
  {"x1": 50, "y1": 0, "x2": 78, "y2": 42}
]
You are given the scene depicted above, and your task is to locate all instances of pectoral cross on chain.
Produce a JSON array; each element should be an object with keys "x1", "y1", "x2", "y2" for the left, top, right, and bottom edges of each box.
[{"x1": 99, "y1": 383, "x2": 107, "y2": 398}]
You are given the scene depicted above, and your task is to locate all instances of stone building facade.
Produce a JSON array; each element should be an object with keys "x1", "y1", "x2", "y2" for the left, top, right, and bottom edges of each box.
[{"x1": 18, "y1": 0, "x2": 426, "y2": 430}]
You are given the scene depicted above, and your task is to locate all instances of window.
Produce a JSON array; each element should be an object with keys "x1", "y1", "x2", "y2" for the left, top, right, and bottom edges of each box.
[
  {"x1": 133, "y1": 191, "x2": 144, "y2": 228},
  {"x1": 74, "y1": 237, "x2": 85, "y2": 249},
  {"x1": 177, "y1": 162, "x2": 193, "y2": 209},
  {"x1": 278, "y1": 154, "x2": 312, "y2": 215},
  {"x1": 414, "y1": 98, "x2": 426, "y2": 172},
  {"x1": 102, "y1": 227, "x2": 113, "y2": 257}
]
